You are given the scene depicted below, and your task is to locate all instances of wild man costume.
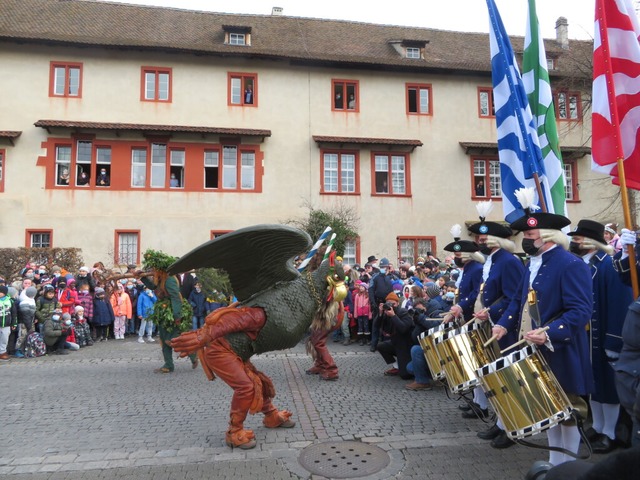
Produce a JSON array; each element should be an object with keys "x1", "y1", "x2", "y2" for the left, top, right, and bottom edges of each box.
[{"x1": 169, "y1": 225, "x2": 347, "y2": 449}]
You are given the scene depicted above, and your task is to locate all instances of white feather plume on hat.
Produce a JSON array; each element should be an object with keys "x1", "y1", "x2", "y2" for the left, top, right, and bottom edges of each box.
[
  {"x1": 475, "y1": 200, "x2": 494, "y2": 221},
  {"x1": 450, "y1": 224, "x2": 462, "y2": 240},
  {"x1": 514, "y1": 187, "x2": 540, "y2": 213}
]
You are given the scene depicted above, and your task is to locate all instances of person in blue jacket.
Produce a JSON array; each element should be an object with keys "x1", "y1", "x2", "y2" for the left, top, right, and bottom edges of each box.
[
  {"x1": 568, "y1": 219, "x2": 633, "y2": 454},
  {"x1": 492, "y1": 193, "x2": 594, "y2": 466},
  {"x1": 611, "y1": 226, "x2": 640, "y2": 448}
]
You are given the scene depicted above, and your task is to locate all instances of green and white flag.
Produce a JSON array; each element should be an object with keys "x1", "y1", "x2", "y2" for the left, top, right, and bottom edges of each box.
[{"x1": 522, "y1": 0, "x2": 568, "y2": 217}]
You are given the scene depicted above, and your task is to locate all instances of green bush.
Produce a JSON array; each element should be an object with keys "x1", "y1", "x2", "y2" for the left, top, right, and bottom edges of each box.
[{"x1": 0, "y1": 247, "x2": 83, "y2": 280}]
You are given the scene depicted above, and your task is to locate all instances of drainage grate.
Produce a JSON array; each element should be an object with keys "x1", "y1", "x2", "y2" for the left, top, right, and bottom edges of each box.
[{"x1": 298, "y1": 440, "x2": 390, "y2": 478}]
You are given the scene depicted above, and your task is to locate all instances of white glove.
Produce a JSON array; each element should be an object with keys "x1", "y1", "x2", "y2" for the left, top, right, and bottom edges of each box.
[{"x1": 620, "y1": 228, "x2": 636, "y2": 259}]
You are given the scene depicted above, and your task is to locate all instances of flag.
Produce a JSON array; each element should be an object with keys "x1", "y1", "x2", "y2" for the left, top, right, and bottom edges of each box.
[
  {"x1": 592, "y1": 0, "x2": 640, "y2": 189},
  {"x1": 522, "y1": 0, "x2": 568, "y2": 217},
  {"x1": 485, "y1": 0, "x2": 551, "y2": 222}
]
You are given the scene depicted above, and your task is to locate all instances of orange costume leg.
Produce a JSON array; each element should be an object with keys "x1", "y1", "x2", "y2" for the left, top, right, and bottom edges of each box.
[
  {"x1": 203, "y1": 336, "x2": 295, "y2": 448},
  {"x1": 308, "y1": 329, "x2": 339, "y2": 380}
]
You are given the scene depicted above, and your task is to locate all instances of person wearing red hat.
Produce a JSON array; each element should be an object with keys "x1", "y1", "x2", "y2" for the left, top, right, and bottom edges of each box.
[
  {"x1": 568, "y1": 219, "x2": 633, "y2": 453},
  {"x1": 492, "y1": 188, "x2": 594, "y2": 465}
]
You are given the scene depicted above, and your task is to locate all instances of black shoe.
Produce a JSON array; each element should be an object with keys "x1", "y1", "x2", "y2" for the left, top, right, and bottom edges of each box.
[
  {"x1": 591, "y1": 434, "x2": 616, "y2": 454},
  {"x1": 461, "y1": 406, "x2": 489, "y2": 419},
  {"x1": 55, "y1": 349, "x2": 70, "y2": 355},
  {"x1": 584, "y1": 427, "x2": 599, "y2": 442},
  {"x1": 477, "y1": 424, "x2": 502, "y2": 440},
  {"x1": 369, "y1": 345, "x2": 376, "y2": 352},
  {"x1": 491, "y1": 431, "x2": 515, "y2": 449},
  {"x1": 459, "y1": 402, "x2": 474, "y2": 412}
]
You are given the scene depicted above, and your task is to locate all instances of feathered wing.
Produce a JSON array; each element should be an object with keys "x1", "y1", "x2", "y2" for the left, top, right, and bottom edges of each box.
[{"x1": 168, "y1": 224, "x2": 312, "y2": 302}]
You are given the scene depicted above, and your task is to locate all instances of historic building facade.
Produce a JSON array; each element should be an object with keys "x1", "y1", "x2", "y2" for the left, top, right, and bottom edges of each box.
[{"x1": 0, "y1": 0, "x2": 618, "y2": 267}]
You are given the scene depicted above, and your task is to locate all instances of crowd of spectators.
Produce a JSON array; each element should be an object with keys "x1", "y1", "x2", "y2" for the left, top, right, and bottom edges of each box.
[{"x1": 0, "y1": 261, "x2": 228, "y2": 359}]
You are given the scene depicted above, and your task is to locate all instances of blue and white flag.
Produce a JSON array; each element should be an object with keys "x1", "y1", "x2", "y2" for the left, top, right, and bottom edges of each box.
[{"x1": 486, "y1": 0, "x2": 552, "y2": 222}]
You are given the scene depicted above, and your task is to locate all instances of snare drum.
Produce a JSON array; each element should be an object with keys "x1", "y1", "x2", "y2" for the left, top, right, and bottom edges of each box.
[
  {"x1": 418, "y1": 323, "x2": 453, "y2": 381},
  {"x1": 434, "y1": 321, "x2": 499, "y2": 394},
  {"x1": 476, "y1": 344, "x2": 572, "y2": 440}
]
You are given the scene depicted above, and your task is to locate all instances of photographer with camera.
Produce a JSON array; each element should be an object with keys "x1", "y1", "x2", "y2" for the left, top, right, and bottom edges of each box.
[
  {"x1": 375, "y1": 292, "x2": 414, "y2": 379},
  {"x1": 368, "y1": 257, "x2": 399, "y2": 352},
  {"x1": 405, "y1": 298, "x2": 443, "y2": 390}
]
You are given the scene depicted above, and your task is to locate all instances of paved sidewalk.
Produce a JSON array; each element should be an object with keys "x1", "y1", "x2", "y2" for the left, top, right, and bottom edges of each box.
[{"x1": 1, "y1": 337, "x2": 604, "y2": 479}]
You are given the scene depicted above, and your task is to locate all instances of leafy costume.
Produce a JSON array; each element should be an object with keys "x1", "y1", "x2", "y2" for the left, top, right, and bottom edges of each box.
[{"x1": 169, "y1": 225, "x2": 346, "y2": 449}]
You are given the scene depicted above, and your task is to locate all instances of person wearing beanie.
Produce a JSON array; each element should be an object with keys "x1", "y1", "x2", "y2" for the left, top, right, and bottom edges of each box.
[
  {"x1": 374, "y1": 291, "x2": 414, "y2": 379},
  {"x1": 43, "y1": 308, "x2": 70, "y2": 355},
  {"x1": 14, "y1": 286, "x2": 38, "y2": 358},
  {"x1": 368, "y1": 257, "x2": 400, "y2": 352},
  {"x1": 72, "y1": 304, "x2": 93, "y2": 348},
  {"x1": 423, "y1": 282, "x2": 449, "y2": 318},
  {"x1": 351, "y1": 280, "x2": 372, "y2": 346},
  {"x1": 0, "y1": 285, "x2": 18, "y2": 360},
  {"x1": 492, "y1": 187, "x2": 594, "y2": 464},
  {"x1": 466, "y1": 201, "x2": 525, "y2": 445},
  {"x1": 92, "y1": 287, "x2": 115, "y2": 342},
  {"x1": 75, "y1": 265, "x2": 95, "y2": 293},
  {"x1": 35, "y1": 285, "x2": 61, "y2": 335},
  {"x1": 568, "y1": 219, "x2": 633, "y2": 453}
]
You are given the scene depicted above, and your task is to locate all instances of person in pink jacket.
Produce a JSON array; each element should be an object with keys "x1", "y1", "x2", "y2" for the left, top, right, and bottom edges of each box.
[{"x1": 110, "y1": 284, "x2": 132, "y2": 340}]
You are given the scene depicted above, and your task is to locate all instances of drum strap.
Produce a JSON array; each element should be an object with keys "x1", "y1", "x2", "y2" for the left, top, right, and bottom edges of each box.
[
  {"x1": 515, "y1": 409, "x2": 593, "y2": 460},
  {"x1": 473, "y1": 283, "x2": 504, "y2": 322},
  {"x1": 518, "y1": 288, "x2": 539, "y2": 340}
]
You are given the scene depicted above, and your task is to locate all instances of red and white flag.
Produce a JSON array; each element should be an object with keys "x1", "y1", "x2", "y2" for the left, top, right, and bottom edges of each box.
[{"x1": 592, "y1": 0, "x2": 640, "y2": 189}]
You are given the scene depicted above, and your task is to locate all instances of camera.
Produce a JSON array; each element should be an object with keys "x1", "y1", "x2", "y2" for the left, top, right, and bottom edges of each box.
[{"x1": 383, "y1": 302, "x2": 394, "y2": 312}]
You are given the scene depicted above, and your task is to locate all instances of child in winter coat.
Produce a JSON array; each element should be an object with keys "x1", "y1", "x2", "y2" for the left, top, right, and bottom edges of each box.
[
  {"x1": 136, "y1": 287, "x2": 157, "y2": 343},
  {"x1": 352, "y1": 281, "x2": 372, "y2": 346},
  {"x1": 14, "y1": 286, "x2": 37, "y2": 357},
  {"x1": 73, "y1": 305, "x2": 93, "y2": 347},
  {"x1": 93, "y1": 287, "x2": 115, "y2": 341},
  {"x1": 110, "y1": 284, "x2": 132, "y2": 340},
  {"x1": 0, "y1": 285, "x2": 18, "y2": 360},
  {"x1": 188, "y1": 282, "x2": 207, "y2": 330}
]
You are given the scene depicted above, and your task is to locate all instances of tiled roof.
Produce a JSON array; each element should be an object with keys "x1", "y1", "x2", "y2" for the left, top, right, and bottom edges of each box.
[
  {"x1": 459, "y1": 141, "x2": 591, "y2": 158},
  {"x1": 314, "y1": 135, "x2": 423, "y2": 148},
  {"x1": 0, "y1": 131, "x2": 22, "y2": 138},
  {"x1": 34, "y1": 120, "x2": 271, "y2": 137},
  {"x1": 0, "y1": 0, "x2": 593, "y2": 78}
]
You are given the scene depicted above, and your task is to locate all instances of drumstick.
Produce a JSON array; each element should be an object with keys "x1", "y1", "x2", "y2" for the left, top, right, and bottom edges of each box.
[
  {"x1": 499, "y1": 326, "x2": 550, "y2": 354},
  {"x1": 460, "y1": 308, "x2": 489, "y2": 328},
  {"x1": 483, "y1": 334, "x2": 499, "y2": 348}
]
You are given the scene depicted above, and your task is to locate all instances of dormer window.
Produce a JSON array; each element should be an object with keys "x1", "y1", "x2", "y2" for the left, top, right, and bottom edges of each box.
[
  {"x1": 388, "y1": 39, "x2": 428, "y2": 60},
  {"x1": 406, "y1": 47, "x2": 420, "y2": 59},
  {"x1": 547, "y1": 57, "x2": 556, "y2": 70},
  {"x1": 230, "y1": 33, "x2": 246, "y2": 46},
  {"x1": 223, "y1": 25, "x2": 252, "y2": 46}
]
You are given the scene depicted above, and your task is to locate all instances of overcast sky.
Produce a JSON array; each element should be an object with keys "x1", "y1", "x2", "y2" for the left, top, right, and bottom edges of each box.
[{"x1": 102, "y1": 0, "x2": 598, "y2": 40}]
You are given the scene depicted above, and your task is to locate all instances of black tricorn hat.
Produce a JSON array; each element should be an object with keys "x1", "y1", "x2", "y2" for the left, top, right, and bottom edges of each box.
[
  {"x1": 510, "y1": 212, "x2": 571, "y2": 232},
  {"x1": 468, "y1": 221, "x2": 512, "y2": 238},
  {"x1": 568, "y1": 219, "x2": 606, "y2": 245},
  {"x1": 444, "y1": 239, "x2": 480, "y2": 253}
]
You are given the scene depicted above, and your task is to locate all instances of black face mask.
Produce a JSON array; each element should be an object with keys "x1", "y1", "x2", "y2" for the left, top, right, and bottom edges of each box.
[
  {"x1": 569, "y1": 242, "x2": 583, "y2": 256},
  {"x1": 522, "y1": 238, "x2": 541, "y2": 256},
  {"x1": 454, "y1": 257, "x2": 465, "y2": 268},
  {"x1": 478, "y1": 244, "x2": 492, "y2": 256}
]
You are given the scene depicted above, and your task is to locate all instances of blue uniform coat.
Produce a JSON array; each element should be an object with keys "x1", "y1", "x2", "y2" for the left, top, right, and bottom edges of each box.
[
  {"x1": 589, "y1": 251, "x2": 633, "y2": 403},
  {"x1": 482, "y1": 248, "x2": 524, "y2": 347},
  {"x1": 457, "y1": 260, "x2": 483, "y2": 320},
  {"x1": 497, "y1": 246, "x2": 594, "y2": 396}
]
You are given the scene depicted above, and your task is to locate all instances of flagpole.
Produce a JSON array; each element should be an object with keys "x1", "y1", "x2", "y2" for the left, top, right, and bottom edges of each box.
[
  {"x1": 596, "y1": 0, "x2": 639, "y2": 297},
  {"x1": 532, "y1": 173, "x2": 548, "y2": 213},
  {"x1": 616, "y1": 158, "x2": 639, "y2": 297}
]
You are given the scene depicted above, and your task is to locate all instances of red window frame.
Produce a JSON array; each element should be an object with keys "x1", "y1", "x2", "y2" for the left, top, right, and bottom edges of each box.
[
  {"x1": 397, "y1": 236, "x2": 437, "y2": 266},
  {"x1": 332, "y1": 79, "x2": 359, "y2": 112},
  {"x1": 470, "y1": 156, "x2": 502, "y2": 200},
  {"x1": 477, "y1": 87, "x2": 495, "y2": 118},
  {"x1": 25, "y1": 229, "x2": 53, "y2": 248},
  {"x1": 37, "y1": 136, "x2": 264, "y2": 193},
  {"x1": 371, "y1": 152, "x2": 411, "y2": 197},
  {"x1": 406, "y1": 83, "x2": 433, "y2": 116},
  {"x1": 49, "y1": 62, "x2": 83, "y2": 98},
  {"x1": 140, "y1": 66, "x2": 172, "y2": 102},
  {"x1": 342, "y1": 236, "x2": 361, "y2": 267},
  {"x1": 319, "y1": 149, "x2": 360, "y2": 195},
  {"x1": 210, "y1": 230, "x2": 233, "y2": 240},
  {"x1": 0, "y1": 149, "x2": 5, "y2": 192},
  {"x1": 564, "y1": 160, "x2": 580, "y2": 202},
  {"x1": 554, "y1": 90, "x2": 582, "y2": 121},
  {"x1": 114, "y1": 230, "x2": 140, "y2": 266},
  {"x1": 228, "y1": 72, "x2": 257, "y2": 107}
]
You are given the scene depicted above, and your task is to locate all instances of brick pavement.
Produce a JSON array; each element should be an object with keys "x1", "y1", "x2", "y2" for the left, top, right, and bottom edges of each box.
[{"x1": 0, "y1": 337, "x2": 607, "y2": 479}]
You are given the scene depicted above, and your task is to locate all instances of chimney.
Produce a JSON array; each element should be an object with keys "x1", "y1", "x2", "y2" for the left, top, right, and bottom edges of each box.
[
  {"x1": 271, "y1": 6, "x2": 283, "y2": 16},
  {"x1": 555, "y1": 17, "x2": 569, "y2": 49}
]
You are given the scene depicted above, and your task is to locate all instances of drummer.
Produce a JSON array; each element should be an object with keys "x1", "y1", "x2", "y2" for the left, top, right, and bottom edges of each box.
[
  {"x1": 492, "y1": 188, "x2": 594, "y2": 466},
  {"x1": 464, "y1": 201, "x2": 524, "y2": 450},
  {"x1": 568, "y1": 219, "x2": 632, "y2": 454},
  {"x1": 445, "y1": 224, "x2": 484, "y2": 322}
]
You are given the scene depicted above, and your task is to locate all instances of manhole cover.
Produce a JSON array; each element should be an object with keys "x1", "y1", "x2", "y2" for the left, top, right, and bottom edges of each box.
[{"x1": 298, "y1": 440, "x2": 390, "y2": 478}]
